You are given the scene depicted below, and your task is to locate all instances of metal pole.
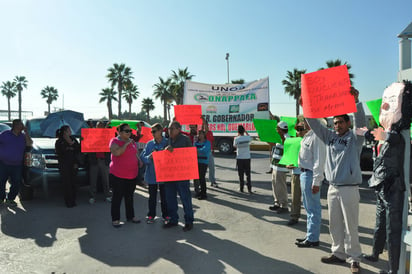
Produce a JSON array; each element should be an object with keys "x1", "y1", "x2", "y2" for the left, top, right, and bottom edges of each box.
[{"x1": 225, "y1": 53, "x2": 230, "y2": 84}]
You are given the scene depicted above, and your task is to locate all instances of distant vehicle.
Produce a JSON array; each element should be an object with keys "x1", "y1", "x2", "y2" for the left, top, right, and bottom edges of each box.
[{"x1": 20, "y1": 117, "x2": 90, "y2": 200}]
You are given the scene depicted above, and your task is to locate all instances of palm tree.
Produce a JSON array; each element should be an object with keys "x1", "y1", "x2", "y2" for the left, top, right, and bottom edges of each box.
[
  {"x1": 0, "y1": 81, "x2": 17, "y2": 121},
  {"x1": 153, "y1": 77, "x2": 173, "y2": 124},
  {"x1": 281, "y1": 68, "x2": 307, "y2": 116},
  {"x1": 170, "y1": 67, "x2": 194, "y2": 105},
  {"x1": 123, "y1": 82, "x2": 140, "y2": 117},
  {"x1": 40, "y1": 86, "x2": 59, "y2": 115},
  {"x1": 13, "y1": 76, "x2": 28, "y2": 120},
  {"x1": 141, "y1": 97, "x2": 155, "y2": 122},
  {"x1": 99, "y1": 87, "x2": 118, "y2": 120},
  {"x1": 106, "y1": 63, "x2": 134, "y2": 118},
  {"x1": 231, "y1": 79, "x2": 245, "y2": 84},
  {"x1": 319, "y1": 59, "x2": 355, "y2": 85}
]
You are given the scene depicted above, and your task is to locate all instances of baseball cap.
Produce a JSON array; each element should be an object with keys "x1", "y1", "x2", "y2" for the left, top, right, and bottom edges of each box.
[{"x1": 277, "y1": 121, "x2": 288, "y2": 130}]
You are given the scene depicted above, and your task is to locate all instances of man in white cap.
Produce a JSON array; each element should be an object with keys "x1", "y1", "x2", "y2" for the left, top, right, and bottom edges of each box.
[{"x1": 269, "y1": 121, "x2": 290, "y2": 214}]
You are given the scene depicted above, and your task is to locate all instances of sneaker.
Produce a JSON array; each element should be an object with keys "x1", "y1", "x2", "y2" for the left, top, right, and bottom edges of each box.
[
  {"x1": 287, "y1": 219, "x2": 298, "y2": 226},
  {"x1": 105, "y1": 197, "x2": 112, "y2": 203},
  {"x1": 89, "y1": 198, "x2": 95, "y2": 204},
  {"x1": 163, "y1": 216, "x2": 171, "y2": 224},
  {"x1": 5, "y1": 199, "x2": 17, "y2": 207},
  {"x1": 183, "y1": 223, "x2": 193, "y2": 232},
  {"x1": 350, "y1": 262, "x2": 360, "y2": 274},
  {"x1": 321, "y1": 254, "x2": 346, "y2": 264},
  {"x1": 146, "y1": 216, "x2": 155, "y2": 224},
  {"x1": 276, "y1": 207, "x2": 289, "y2": 214},
  {"x1": 163, "y1": 222, "x2": 178, "y2": 229},
  {"x1": 362, "y1": 253, "x2": 378, "y2": 262},
  {"x1": 0, "y1": 199, "x2": 4, "y2": 205},
  {"x1": 269, "y1": 204, "x2": 280, "y2": 211}
]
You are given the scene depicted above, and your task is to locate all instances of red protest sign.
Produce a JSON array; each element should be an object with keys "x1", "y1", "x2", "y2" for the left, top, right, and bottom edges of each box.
[
  {"x1": 174, "y1": 105, "x2": 202, "y2": 125},
  {"x1": 301, "y1": 65, "x2": 356, "y2": 118},
  {"x1": 138, "y1": 126, "x2": 153, "y2": 144},
  {"x1": 152, "y1": 147, "x2": 199, "y2": 182},
  {"x1": 81, "y1": 128, "x2": 116, "y2": 152}
]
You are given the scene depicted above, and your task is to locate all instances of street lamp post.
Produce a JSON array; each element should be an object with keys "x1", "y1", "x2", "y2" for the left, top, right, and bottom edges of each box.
[{"x1": 225, "y1": 53, "x2": 230, "y2": 84}]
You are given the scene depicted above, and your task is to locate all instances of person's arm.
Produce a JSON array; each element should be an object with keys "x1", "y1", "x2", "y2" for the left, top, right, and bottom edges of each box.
[
  {"x1": 305, "y1": 118, "x2": 330, "y2": 144},
  {"x1": 140, "y1": 142, "x2": 153, "y2": 165},
  {"x1": 110, "y1": 139, "x2": 133, "y2": 156},
  {"x1": 312, "y1": 134, "x2": 326, "y2": 193},
  {"x1": 23, "y1": 126, "x2": 33, "y2": 147}
]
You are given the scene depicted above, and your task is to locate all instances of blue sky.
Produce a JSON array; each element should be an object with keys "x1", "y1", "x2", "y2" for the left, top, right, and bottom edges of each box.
[{"x1": 0, "y1": 0, "x2": 411, "y2": 120}]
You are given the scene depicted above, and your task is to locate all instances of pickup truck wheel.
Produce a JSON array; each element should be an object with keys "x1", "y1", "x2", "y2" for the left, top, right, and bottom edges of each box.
[
  {"x1": 218, "y1": 139, "x2": 233, "y2": 154},
  {"x1": 19, "y1": 181, "x2": 33, "y2": 201}
]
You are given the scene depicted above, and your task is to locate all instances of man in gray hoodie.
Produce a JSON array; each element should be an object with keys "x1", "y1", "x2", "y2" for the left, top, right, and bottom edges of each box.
[{"x1": 306, "y1": 88, "x2": 365, "y2": 274}]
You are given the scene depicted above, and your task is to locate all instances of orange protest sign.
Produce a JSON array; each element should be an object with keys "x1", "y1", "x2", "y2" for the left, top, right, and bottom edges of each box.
[
  {"x1": 174, "y1": 105, "x2": 202, "y2": 125},
  {"x1": 301, "y1": 65, "x2": 356, "y2": 118},
  {"x1": 138, "y1": 126, "x2": 153, "y2": 143},
  {"x1": 152, "y1": 147, "x2": 199, "y2": 182},
  {"x1": 81, "y1": 128, "x2": 116, "y2": 152}
]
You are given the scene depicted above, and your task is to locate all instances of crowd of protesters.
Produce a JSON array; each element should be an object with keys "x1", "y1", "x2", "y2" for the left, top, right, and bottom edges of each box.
[{"x1": 0, "y1": 85, "x2": 407, "y2": 273}]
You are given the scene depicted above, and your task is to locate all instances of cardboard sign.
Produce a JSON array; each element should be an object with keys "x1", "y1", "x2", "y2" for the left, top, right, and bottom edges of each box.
[
  {"x1": 138, "y1": 126, "x2": 153, "y2": 144},
  {"x1": 174, "y1": 105, "x2": 202, "y2": 125},
  {"x1": 365, "y1": 98, "x2": 382, "y2": 126},
  {"x1": 109, "y1": 120, "x2": 141, "y2": 130},
  {"x1": 279, "y1": 137, "x2": 302, "y2": 167},
  {"x1": 252, "y1": 119, "x2": 281, "y2": 143},
  {"x1": 301, "y1": 65, "x2": 356, "y2": 118},
  {"x1": 81, "y1": 128, "x2": 116, "y2": 152},
  {"x1": 280, "y1": 116, "x2": 297, "y2": 137},
  {"x1": 152, "y1": 147, "x2": 199, "y2": 182}
]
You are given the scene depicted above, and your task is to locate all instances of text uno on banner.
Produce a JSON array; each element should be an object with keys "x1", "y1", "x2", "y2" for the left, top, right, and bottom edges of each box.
[
  {"x1": 183, "y1": 78, "x2": 270, "y2": 136},
  {"x1": 152, "y1": 147, "x2": 199, "y2": 182},
  {"x1": 81, "y1": 128, "x2": 116, "y2": 152},
  {"x1": 301, "y1": 65, "x2": 356, "y2": 118},
  {"x1": 174, "y1": 105, "x2": 203, "y2": 125}
]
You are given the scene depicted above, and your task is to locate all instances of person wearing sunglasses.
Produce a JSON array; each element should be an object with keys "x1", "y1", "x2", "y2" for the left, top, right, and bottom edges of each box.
[
  {"x1": 140, "y1": 123, "x2": 169, "y2": 224},
  {"x1": 109, "y1": 123, "x2": 141, "y2": 227}
]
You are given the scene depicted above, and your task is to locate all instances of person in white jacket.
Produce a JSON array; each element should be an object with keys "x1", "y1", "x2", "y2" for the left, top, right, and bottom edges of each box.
[{"x1": 295, "y1": 119, "x2": 326, "y2": 248}]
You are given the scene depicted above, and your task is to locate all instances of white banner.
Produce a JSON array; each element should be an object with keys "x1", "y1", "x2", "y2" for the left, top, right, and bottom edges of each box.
[{"x1": 183, "y1": 78, "x2": 270, "y2": 135}]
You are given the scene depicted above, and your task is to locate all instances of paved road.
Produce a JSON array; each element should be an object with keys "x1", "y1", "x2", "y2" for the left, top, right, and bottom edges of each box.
[{"x1": 0, "y1": 150, "x2": 392, "y2": 273}]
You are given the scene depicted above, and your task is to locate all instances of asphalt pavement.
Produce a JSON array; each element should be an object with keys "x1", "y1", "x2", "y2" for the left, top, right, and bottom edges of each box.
[{"x1": 0, "y1": 150, "x2": 395, "y2": 273}]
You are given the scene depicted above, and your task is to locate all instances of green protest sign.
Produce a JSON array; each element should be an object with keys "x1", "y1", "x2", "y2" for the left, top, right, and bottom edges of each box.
[
  {"x1": 109, "y1": 120, "x2": 139, "y2": 129},
  {"x1": 280, "y1": 116, "x2": 297, "y2": 137},
  {"x1": 252, "y1": 119, "x2": 281, "y2": 143},
  {"x1": 279, "y1": 137, "x2": 302, "y2": 167},
  {"x1": 365, "y1": 98, "x2": 382, "y2": 126}
]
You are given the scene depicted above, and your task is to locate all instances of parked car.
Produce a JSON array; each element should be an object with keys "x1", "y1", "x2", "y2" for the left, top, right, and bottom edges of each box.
[{"x1": 20, "y1": 117, "x2": 90, "y2": 200}]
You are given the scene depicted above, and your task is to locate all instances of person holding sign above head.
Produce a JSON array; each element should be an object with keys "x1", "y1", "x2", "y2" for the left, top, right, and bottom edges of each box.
[
  {"x1": 140, "y1": 123, "x2": 169, "y2": 224},
  {"x1": 269, "y1": 121, "x2": 290, "y2": 214},
  {"x1": 109, "y1": 123, "x2": 142, "y2": 228},
  {"x1": 233, "y1": 125, "x2": 252, "y2": 193},
  {"x1": 294, "y1": 118, "x2": 326, "y2": 247},
  {"x1": 163, "y1": 121, "x2": 194, "y2": 232},
  {"x1": 305, "y1": 88, "x2": 365, "y2": 274}
]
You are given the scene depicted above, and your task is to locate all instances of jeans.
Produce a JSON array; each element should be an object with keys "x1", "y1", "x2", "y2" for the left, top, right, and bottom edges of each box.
[
  {"x1": 300, "y1": 170, "x2": 321, "y2": 242},
  {"x1": 110, "y1": 174, "x2": 136, "y2": 221},
  {"x1": 148, "y1": 183, "x2": 167, "y2": 219},
  {"x1": 236, "y1": 159, "x2": 251, "y2": 190},
  {"x1": 198, "y1": 163, "x2": 208, "y2": 196},
  {"x1": 371, "y1": 177, "x2": 404, "y2": 273},
  {"x1": 208, "y1": 153, "x2": 216, "y2": 184},
  {"x1": 0, "y1": 161, "x2": 22, "y2": 201},
  {"x1": 164, "y1": 181, "x2": 194, "y2": 224}
]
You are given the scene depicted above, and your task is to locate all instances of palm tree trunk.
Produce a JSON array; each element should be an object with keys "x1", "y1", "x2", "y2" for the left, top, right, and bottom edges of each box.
[
  {"x1": 295, "y1": 100, "x2": 300, "y2": 116},
  {"x1": 118, "y1": 83, "x2": 122, "y2": 118},
  {"x1": 18, "y1": 91, "x2": 22, "y2": 120},
  {"x1": 108, "y1": 100, "x2": 112, "y2": 120},
  {"x1": 129, "y1": 103, "x2": 132, "y2": 118},
  {"x1": 7, "y1": 99, "x2": 11, "y2": 121},
  {"x1": 163, "y1": 101, "x2": 167, "y2": 124},
  {"x1": 48, "y1": 103, "x2": 51, "y2": 115}
]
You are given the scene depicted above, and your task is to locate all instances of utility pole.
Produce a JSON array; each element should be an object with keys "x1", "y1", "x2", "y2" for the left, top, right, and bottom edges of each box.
[{"x1": 225, "y1": 53, "x2": 230, "y2": 84}]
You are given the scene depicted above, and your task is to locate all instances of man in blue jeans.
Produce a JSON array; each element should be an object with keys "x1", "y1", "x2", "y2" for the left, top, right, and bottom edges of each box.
[
  {"x1": 0, "y1": 119, "x2": 33, "y2": 207},
  {"x1": 163, "y1": 121, "x2": 194, "y2": 232},
  {"x1": 295, "y1": 119, "x2": 326, "y2": 247}
]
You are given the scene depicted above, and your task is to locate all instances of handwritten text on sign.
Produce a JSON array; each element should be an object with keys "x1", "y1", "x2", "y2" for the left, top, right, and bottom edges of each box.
[
  {"x1": 152, "y1": 147, "x2": 199, "y2": 182},
  {"x1": 81, "y1": 128, "x2": 116, "y2": 152},
  {"x1": 301, "y1": 65, "x2": 356, "y2": 118},
  {"x1": 174, "y1": 105, "x2": 202, "y2": 125}
]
